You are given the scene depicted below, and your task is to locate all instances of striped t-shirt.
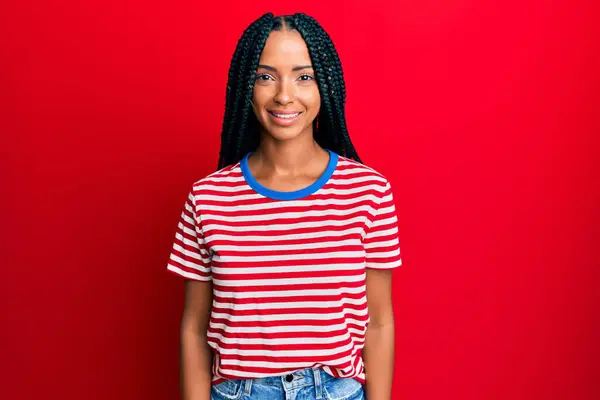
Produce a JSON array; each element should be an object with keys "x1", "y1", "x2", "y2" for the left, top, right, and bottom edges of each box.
[{"x1": 166, "y1": 149, "x2": 402, "y2": 386}]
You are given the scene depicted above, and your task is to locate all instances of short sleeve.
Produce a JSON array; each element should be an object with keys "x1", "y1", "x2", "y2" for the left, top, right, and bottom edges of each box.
[
  {"x1": 166, "y1": 189, "x2": 212, "y2": 281},
  {"x1": 364, "y1": 180, "x2": 403, "y2": 270}
]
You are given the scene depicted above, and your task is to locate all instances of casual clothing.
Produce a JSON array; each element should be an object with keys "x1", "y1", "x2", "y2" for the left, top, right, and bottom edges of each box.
[
  {"x1": 167, "y1": 149, "x2": 402, "y2": 387},
  {"x1": 211, "y1": 366, "x2": 365, "y2": 400}
]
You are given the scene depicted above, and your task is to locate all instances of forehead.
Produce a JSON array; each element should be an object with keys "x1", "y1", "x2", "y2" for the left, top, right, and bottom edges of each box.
[{"x1": 259, "y1": 30, "x2": 312, "y2": 67}]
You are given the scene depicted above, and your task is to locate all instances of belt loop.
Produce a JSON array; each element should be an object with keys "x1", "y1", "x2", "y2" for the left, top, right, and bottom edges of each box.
[
  {"x1": 312, "y1": 368, "x2": 323, "y2": 399},
  {"x1": 244, "y1": 379, "x2": 252, "y2": 396}
]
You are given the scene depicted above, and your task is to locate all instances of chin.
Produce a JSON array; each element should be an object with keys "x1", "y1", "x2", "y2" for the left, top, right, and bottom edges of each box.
[
  {"x1": 264, "y1": 124, "x2": 307, "y2": 141},
  {"x1": 267, "y1": 129, "x2": 303, "y2": 141}
]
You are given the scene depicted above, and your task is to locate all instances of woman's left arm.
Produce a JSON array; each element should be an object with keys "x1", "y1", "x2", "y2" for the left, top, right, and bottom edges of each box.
[{"x1": 363, "y1": 268, "x2": 395, "y2": 400}]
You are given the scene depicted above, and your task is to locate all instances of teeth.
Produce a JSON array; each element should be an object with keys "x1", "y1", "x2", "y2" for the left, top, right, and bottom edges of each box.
[{"x1": 272, "y1": 112, "x2": 300, "y2": 119}]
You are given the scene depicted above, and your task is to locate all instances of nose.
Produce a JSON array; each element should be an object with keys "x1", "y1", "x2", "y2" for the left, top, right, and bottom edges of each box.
[{"x1": 273, "y1": 78, "x2": 294, "y2": 105}]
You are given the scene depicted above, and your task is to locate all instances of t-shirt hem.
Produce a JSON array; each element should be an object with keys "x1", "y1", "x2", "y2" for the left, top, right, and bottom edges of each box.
[{"x1": 167, "y1": 264, "x2": 212, "y2": 281}]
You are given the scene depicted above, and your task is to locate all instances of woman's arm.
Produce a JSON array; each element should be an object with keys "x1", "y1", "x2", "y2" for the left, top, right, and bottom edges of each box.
[
  {"x1": 363, "y1": 268, "x2": 396, "y2": 400},
  {"x1": 180, "y1": 279, "x2": 214, "y2": 400}
]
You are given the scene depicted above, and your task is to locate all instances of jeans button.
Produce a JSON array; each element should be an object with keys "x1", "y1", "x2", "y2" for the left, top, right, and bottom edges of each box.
[{"x1": 285, "y1": 374, "x2": 294, "y2": 382}]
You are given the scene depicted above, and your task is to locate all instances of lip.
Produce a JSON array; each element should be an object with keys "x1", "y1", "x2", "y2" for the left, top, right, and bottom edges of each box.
[
  {"x1": 267, "y1": 110, "x2": 302, "y2": 126},
  {"x1": 268, "y1": 110, "x2": 302, "y2": 114}
]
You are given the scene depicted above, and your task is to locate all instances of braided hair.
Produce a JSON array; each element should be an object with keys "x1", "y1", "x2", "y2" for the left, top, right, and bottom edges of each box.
[{"x1": 217, "y1": 12, "x2": 362, "y2": 170}]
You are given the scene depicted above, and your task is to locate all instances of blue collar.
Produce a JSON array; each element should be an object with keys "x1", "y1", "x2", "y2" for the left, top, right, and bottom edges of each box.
[{"x1": 240, "y1": 149, "x2": 339, "y2": 201}]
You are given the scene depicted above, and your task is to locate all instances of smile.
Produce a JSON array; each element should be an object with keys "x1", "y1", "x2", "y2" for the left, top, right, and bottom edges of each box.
[
  {"x1": 268, "y1": 111, "x2": 302, "y2": 119},
  {"x1": 267, "y1": 111, "x2": 303, "y2": 126}
]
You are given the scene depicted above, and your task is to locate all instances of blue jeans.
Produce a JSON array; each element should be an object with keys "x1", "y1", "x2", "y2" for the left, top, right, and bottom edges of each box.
[{"x1": 210, "y1": 367, "x2": 365, "y2": 400}]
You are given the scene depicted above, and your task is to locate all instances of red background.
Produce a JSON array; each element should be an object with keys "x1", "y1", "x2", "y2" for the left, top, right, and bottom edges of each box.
[{"x1": 2, "y1": 1, "x2": 599, "y2": 399}]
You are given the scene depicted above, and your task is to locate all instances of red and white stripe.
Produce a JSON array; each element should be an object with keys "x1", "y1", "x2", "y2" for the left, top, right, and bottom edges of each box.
[{"x1": 167, "y1": 155, "x2": 402, "y2": 385}]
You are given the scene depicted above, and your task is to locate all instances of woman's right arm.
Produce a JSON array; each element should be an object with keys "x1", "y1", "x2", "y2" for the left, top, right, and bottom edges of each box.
[{"x1": 180, "y1": 279, "x2": 214, "y2": 400}]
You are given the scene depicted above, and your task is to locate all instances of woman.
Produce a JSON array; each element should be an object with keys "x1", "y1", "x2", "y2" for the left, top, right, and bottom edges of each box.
[{"x1": 167, "y1": 12, "x2": 402, "y2": 400}]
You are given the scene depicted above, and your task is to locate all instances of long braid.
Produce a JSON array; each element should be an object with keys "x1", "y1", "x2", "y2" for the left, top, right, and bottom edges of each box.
[
  {"x1": 294, "y1": 14, "x2": 356, "y2": 159},
  {"x1": 234, "y1": 17, "x2": 274, "y2": 160},
  {"x1": 218, "y1": 13, "x2": 273, "y2": 169},
  {"x1": 218, "y1": 25, "x2": 250, "y2": 169},
  {"x1": 217, "y1": 13, "x2": 362, "y2": 170},
  {"x1": 292, "y1": 15, "x2": 338, "y2": 153}
]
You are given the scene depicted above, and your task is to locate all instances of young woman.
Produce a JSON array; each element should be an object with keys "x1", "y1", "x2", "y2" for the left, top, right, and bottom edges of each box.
[{"x1": 167, "y1": 12, "x2": 402, "y2": 400}]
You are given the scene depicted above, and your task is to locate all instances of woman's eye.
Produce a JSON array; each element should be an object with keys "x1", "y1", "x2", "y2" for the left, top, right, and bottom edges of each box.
[
  {"x1": 298, "y1": 74, "x2": 314, "y2": 81},
  {"x1": 255, "y1": 74, "x2": 272, "y2": 81}
]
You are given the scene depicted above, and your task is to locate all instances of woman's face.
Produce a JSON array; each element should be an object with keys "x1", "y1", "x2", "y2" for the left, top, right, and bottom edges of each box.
[{"x1": 251, "y1": 30, "x2": 321, "y2": 142}]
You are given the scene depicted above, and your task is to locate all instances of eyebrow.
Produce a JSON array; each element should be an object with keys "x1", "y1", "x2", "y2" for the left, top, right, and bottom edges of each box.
[{"x1": 257, "y1": 64, "x2": 313, "y2": 72}]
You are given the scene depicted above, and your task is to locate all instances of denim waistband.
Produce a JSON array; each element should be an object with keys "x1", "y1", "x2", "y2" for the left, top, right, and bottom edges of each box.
[
  {"x1": 254, "y1": 366, "x2": 335, "y2": 386},
  {"x1": 237, "y1": 367, "x2": 336, "y2": 399}
]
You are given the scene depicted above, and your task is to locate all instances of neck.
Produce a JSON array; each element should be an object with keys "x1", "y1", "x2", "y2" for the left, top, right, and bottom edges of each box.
[{"x1": 253, "y1": 127, "x2": 325, "y2": 175}]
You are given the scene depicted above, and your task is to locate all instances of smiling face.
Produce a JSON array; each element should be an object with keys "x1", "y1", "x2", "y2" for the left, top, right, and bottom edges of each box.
[{"x1": 251, "y1": 29, "x2": 321, "y2": 142}]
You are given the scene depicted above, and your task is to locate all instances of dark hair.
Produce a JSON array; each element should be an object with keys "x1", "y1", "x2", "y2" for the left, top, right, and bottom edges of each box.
[{"x1": 217, "y1": 12, "x2": 362, "y2": 170}]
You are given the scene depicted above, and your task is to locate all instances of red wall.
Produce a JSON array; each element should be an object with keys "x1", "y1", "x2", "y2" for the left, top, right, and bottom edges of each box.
[{"x1": 2, "y1": 1, "x2": 598, "y2": 399}]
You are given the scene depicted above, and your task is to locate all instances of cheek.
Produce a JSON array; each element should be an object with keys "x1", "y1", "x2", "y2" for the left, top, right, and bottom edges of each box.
[
  {"x1": 252, "y1": 88, "x2": 269, "y2": 112},
  {"x1": 311, "y1": 96, "x2": 321, "y2": 118},
  {"x1": 302, "y1": 87, "x2": 321, "y2": 114}
]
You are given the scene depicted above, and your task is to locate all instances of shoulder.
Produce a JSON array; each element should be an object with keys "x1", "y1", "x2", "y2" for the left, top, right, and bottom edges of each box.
[
  {"x1": 184, "y1": 163, "x2": 242, "y2": 217},
  {"x1": 189, "y1": 162, "x2": 241, "y2": 192},
  {"x1": 336, "y1": 155, "x2": 392, "y2": 193}
]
